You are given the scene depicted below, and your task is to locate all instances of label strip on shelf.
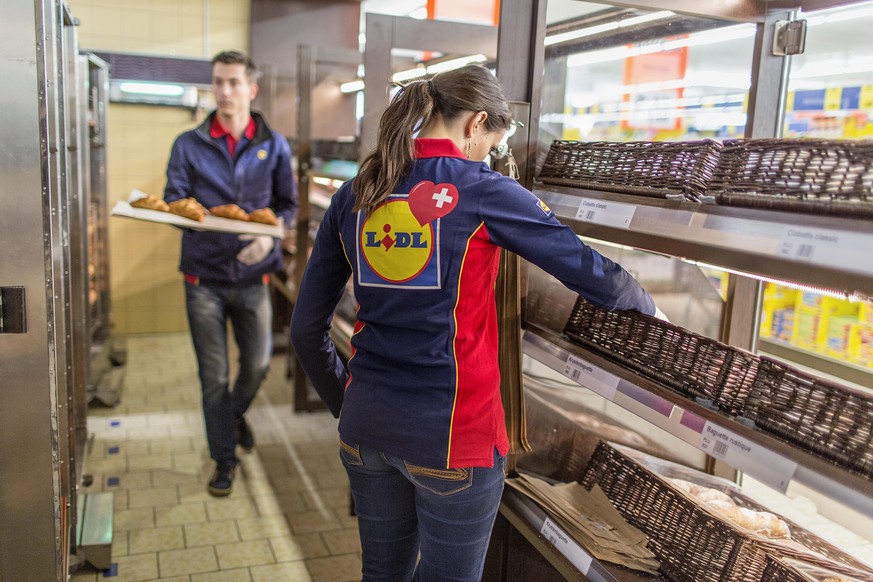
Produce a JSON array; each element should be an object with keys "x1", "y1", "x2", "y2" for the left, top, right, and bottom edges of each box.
[
  {"x1": 697, "y1": 420, "x2": 798, "y2": 493},
  {"x1": 575, "y1": 198, "x2": 636, "y2": 229},
  {"x1": 563, "y1": 354, "x2": 620, "y2": 401},
  {"x1": 778, "y1": 225, "x2": 873, "y2": 275},
  {"x1": 540, "y1": 517, "x2": 593, "y2": 575}
]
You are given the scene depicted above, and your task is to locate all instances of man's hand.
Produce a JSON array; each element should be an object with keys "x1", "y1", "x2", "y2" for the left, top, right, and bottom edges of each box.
[{"x1": 237, "y1": 235, "x2": 275, "y2": 265}]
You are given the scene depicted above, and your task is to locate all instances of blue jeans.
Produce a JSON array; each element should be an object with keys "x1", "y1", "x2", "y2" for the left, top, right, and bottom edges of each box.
[
  {"x1": 185, "y1": 281, "x2": 272, "y2": 469},
  {"x1": 340, "y1": 440, "x2": 506, "y2": 582}
]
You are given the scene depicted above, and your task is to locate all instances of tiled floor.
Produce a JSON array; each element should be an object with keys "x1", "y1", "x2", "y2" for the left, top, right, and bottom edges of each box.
[{"x1": 71, "y1": 333, "x2": 361, "y2": 582}]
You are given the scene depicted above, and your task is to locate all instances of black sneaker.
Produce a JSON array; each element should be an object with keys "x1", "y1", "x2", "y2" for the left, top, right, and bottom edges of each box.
[
  {"x1": 236, "y1": 417, "x2": 255, "y2": 452},
  {"x1": 208, "y1": 465, "x2": 235, "y2": 497}
]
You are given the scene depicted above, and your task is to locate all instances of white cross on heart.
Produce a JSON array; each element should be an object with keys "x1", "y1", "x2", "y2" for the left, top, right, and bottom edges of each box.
[{"x1": 432, "y1": 187, "x2": 453, "y2": 208}]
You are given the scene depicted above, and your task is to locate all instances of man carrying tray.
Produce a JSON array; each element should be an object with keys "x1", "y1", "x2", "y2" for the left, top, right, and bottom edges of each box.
[{"x1": 164, "y1": 50, "x2": 296, "y2": 496}]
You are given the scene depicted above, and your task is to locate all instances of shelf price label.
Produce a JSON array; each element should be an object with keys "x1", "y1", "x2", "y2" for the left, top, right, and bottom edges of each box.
[
  {"x1": 540, "y1": 517, "x2": 593, "y2": 575},
  {"x1": 700, "y1": 421, "x2": 798, "y2": 493},
  {"x1": 777, "y1": 226, "x2": 873, "y2": 276},
  {"x1": 563, "y1": 354, "x2": 620, "y2": 401},
  {"x1": 575, "y1": 198, "x2": 636, "y2": 229}
]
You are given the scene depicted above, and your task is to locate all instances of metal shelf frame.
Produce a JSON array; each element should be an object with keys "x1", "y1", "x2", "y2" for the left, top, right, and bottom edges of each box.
[
  {"x1": 523, "y1": 325, "x2": 873, "y2": 519},
  {"x1": 532, "y1": 184, "x2": 873, "y2": 298}
]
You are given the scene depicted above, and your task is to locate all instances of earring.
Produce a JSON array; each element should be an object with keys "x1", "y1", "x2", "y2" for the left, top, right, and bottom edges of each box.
[{"x1": 465, "y1": 138, "x2": 472, "y2": 159}]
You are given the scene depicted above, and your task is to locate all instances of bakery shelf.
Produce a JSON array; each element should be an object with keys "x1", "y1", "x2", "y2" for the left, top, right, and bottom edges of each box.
[
  {"x1": 522, "y1": 324, "x2": 873, "y2": 519},
  {"x1": 500, "y1": 488, "x2": 656, "y2": 582},
  {"x1": 532, "y1": 183, "x2": 873, "y2": 297},
  {"x1": 759, "y1": 337, "x2": 873, "y2": 389}
]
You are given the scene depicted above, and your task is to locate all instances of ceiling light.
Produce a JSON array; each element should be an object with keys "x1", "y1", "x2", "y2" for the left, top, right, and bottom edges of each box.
[
  {"x1": 567, "y1": 24, "x2": 755, "y2": 68},
  {"x1": 118, "y1": 82, "x2": 185, "y2": 96},
  {"x1": 425, "y1": 54, "x2": 487, "y2": 74},
  {"x1": 340, "y1": 79, "x2": 365, "y2": 93},
  {"x1": 545, "y1": 11, "x2": 674, "y2": 47},
  {"x1": 392, "y1": 67, "x2": 427, "y2": 82}
]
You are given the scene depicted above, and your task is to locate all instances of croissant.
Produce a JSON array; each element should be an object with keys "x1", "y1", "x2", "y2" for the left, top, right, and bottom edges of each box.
[
  {"x1": 210, "y1": 204, "x2": 250, "y2": 221},
  {"x1": 131, "y1": 195, "x2": 169, "y2": 212},
  {"x1": 703, "y1": 499, "x2": 790, "y2": 538},
  {"x1": 249, "y1": 208, "x2": 278, "y2": 226},
  {"x1": 168, "y1": 198, "x2": 208, "y2": 222}
]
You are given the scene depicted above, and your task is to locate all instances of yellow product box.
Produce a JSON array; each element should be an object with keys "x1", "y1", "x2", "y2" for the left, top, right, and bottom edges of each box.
[
  {"x1": 792, "y1": 294, "x2": 859, "y2": 352},
  {"x1": 858, "y1": 324, "x2": 873, "y2": 368},
  {"x1": 760, "y1": 305, "x2": 773, "y2": 338},
  {"x1": 793, "y1": 308, "x2": 821, "y2": 350},
  {"x1": 825, "y1": 317, "x2": 858, "y2": 360},
  {"x1": 771, "y1": 308, "x2": 794, "y2": 342},
  {"x1": 796, "y1": 290, "x2": 823, "y2": 310},
  {"x1": 859, "y1": 301, "x2": 873, "y2": 326},
  {"x1": 761, "y1": 285, "x2": 797, "y2": 339},
  {"x1": 763, "y1": 284, "x2": 797, "y2": 306}
]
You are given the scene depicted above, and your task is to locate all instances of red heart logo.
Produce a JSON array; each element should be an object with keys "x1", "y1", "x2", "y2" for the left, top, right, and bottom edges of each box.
[{"x1": 408, "y1": 181, "x2": 459, "y2": 226}]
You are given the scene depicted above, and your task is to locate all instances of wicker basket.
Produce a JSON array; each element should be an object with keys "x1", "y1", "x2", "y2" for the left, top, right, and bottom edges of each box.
[
  {"x1": 538, "y1": 139, "x2": 723, "y2": 202},
  {"x1": 563, "y1": 297, "x2": 757, "y2": 416},
  {"x1": 580, "y1": 443, "x2": 873, "y2": 582},
  {"x1": 762, "y1": 557, "x2": 812, "y2": 582},
  {"x1": 711, "y1": 139, "x2": 873, "y2": 218},
  {"x1": 762, "y1": 556, "x2": 872, "y2": 582},
  {"x1": 744, "y1": 356, "x2": 873, "y2": 480}
]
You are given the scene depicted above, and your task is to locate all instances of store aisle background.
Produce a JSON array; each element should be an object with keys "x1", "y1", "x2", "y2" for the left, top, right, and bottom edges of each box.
[{"x1": 71, "y1": 333, "x2": 360, "y2": 582}]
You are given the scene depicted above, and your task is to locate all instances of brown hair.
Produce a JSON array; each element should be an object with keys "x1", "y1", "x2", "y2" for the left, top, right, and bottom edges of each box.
[
  {"x1": 211, "y1": 50, "x2": 258, "y2": 82},
  {"x1": 352, "y1": 64, "x2": 512, "y2": 213}
]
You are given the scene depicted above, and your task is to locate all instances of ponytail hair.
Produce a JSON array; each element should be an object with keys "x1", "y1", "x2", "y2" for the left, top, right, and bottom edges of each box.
[{"x1": 352, "y1": 64, "x2": 513, "y2": 214}]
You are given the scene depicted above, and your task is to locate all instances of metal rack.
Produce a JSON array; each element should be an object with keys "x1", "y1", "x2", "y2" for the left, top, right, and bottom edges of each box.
[
  {"x1": 491, "y1": 0, "x2": 873, "y2": 578},
  {"x1": 532, "y1": 184, "x2": 873, "y2": 298}
]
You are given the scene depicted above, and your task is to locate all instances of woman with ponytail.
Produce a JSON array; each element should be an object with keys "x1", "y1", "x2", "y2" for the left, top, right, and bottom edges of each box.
[{"x1": 291, "y1": 65, "x2": 658, "y2": 581}]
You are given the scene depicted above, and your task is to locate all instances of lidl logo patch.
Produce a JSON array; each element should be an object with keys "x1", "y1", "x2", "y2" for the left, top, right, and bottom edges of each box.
[
  {"x1": 537, "y1": 198, "x2": 552, "y2": 216},
  {"x1": 357, "y1": 196, "x2": 441, "y2": 289},
  {"x1": 257, "y1": 149, "x2": 267, "y2": 160}
]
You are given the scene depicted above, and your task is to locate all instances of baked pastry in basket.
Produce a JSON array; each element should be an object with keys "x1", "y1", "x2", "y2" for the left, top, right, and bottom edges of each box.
[
  {"x1": 131, "y1": 195, "x2": 170, "y2": 212},
  {"x1": 209, "y1": 204, "x2": 250, "y2": 221},
  {"x1": 168, "y1": 198, "x2": 209, "y2": 222},
  {"x1": 248, "y1": 208, "x2": 279, "y2": 226}
]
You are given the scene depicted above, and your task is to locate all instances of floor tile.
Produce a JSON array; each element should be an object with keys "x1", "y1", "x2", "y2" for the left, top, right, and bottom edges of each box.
[
  {"x1": 184, "y1": 520, "x2": 240, "y2": 547},
  {"x1": 111, "y1": 553, "x2": 159, "y2": 582},
  {"x1": 154, "y1": 501, "x2": 208, "y2": 527},
  {"x1": 320, "y1": 528, "x2": 362, "y2": 556},
  {"x1": 250, "y1": 561, "x2": 312, "y2": 582},
  {"x1": 128, "y1": 526, "x2": 185, "y2": 554},
  {"x1": 191, "y1": 568, "x2": 252, "y2": 582},
  {"x1": 236, "y1": 515, "x2": 293, "y2": 540},
  {"x1": 306, "y1": 553, "x2": 362, "y2": 582},
  {"x1": 215, "y1": 539, "x2": 276, "y2": 569},
  {"x1": 158, "y1": 546, "x2": 218, "y2": 577}
]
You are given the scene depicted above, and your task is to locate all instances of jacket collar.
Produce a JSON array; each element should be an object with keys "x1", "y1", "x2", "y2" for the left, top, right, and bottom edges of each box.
[
  {"x1": 414, "y1": 138, "x2": 465, "y2": 159},
  {"x1": 197, "y1": 110, "x2": 274, "y2": 147}
]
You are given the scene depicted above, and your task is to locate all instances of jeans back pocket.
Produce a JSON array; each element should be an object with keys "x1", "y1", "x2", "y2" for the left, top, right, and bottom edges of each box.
[
  {"x1": 339, "y1": 438, "x2": 364, "y2": 466},
  {"x1": 404, "y1": 463, "x2": 473, "y2": 496}
]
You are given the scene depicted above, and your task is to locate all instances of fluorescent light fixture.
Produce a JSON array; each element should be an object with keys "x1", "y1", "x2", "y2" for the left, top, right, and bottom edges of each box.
[
  {"x1": 118, "y1": 81, "x2": 185, "y2": 96},
  {"x1": 545, "y1": 22, "x2": 619, "y2": 46},
  {"x1": 619, "y1": 10, "x2": 674, "y2": 27},
  {"x1": 340, "y1": 79, "x2": 365, "y2": 93},
  {"x1": 426, "y1": 54, "x2": 487, "y2": 74},
  {"x1": 567, "y1": 24, "x2": 755, "y2": 67},
  {"x1": 806, "y1": 2, "x2": 873, "y2": 25},
  {"x1": 392, "y1": 67, "x2": 427, "y2": 82},
  {"x1": 792, "y1": 61, "x2": 873, "y2": 79},
  {"x1": 545, "y1": 11, "x2": 673, "y2": 46}
]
